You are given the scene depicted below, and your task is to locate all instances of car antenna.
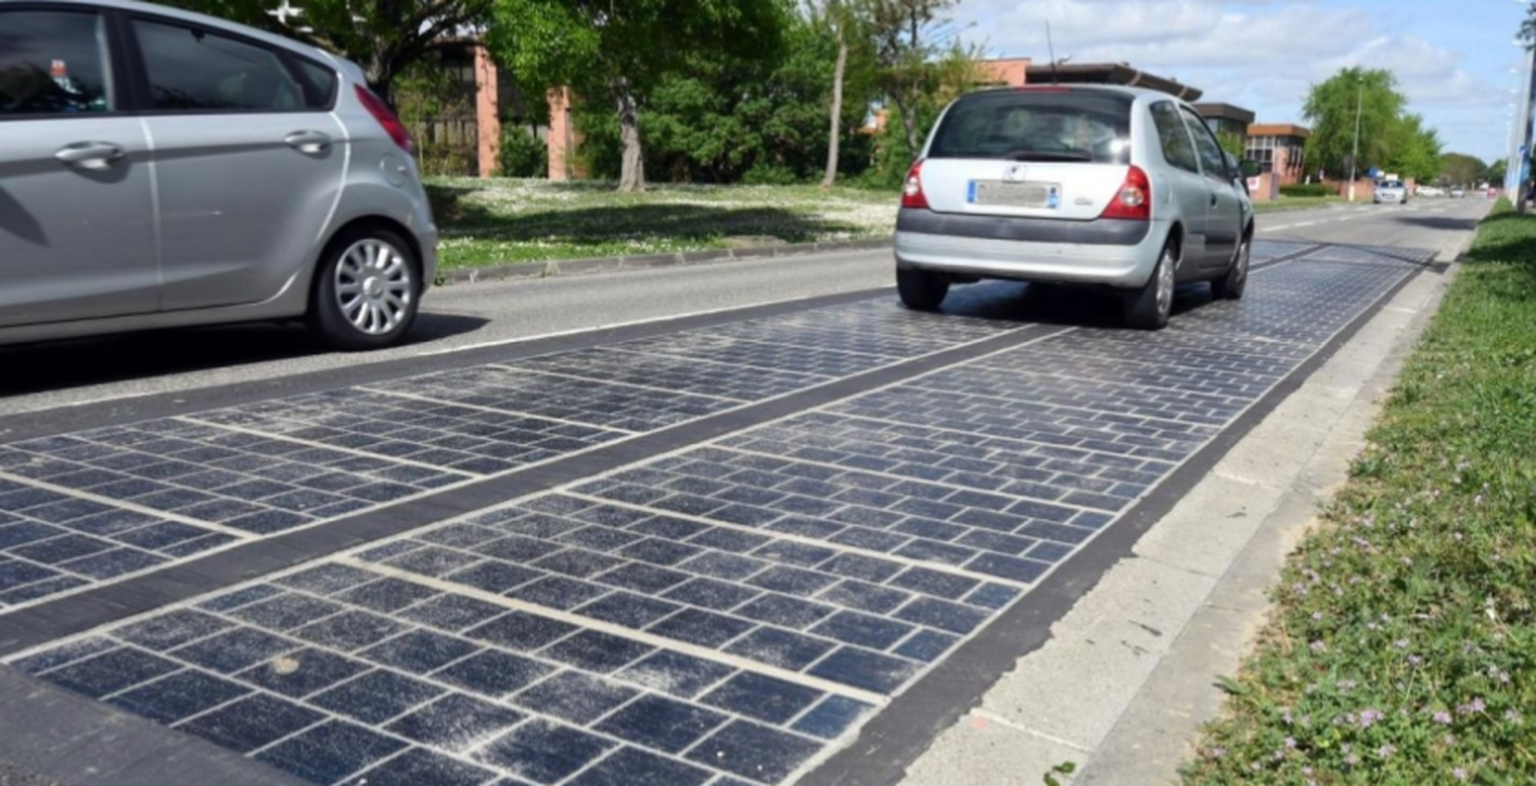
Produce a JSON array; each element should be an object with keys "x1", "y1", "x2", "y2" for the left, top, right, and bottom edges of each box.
[{"x1": 1046, "y1": 21, "x2": 1059, "y2": 84}]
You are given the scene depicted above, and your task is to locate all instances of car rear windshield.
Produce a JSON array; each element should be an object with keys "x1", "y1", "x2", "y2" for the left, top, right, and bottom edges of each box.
[{"x1": 927, "y1": 89, "x2": 1133, "y2": 164}]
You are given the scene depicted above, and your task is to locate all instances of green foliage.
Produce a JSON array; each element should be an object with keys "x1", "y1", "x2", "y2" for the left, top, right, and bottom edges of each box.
[
  {"x1": 497, "y1": 128, "x2": 548, "y2": 178},
  {"x1": 489, "y1": 0, "x2": 789, "y2": 189},
  {"x1": 1302, "y1": 67, "x2": 1405, "y2": 178},
  {"x1": 1441, "y1": 153, "x2": 1488, "y2": 187},
  {"x1": 1488, "y1": 159, "x2": 1509, "y2": 186},
  {"x1": 1386, "y1": 112, "x2": 1442, "y2": 183},
  {"x1": 639, "y1": 12, "x2": 874, "y2": 184},
  {"x1": 157, "y1": 0, "x2": 491, "y2": 99},
  {"x1": 862, "y1": 0, "x2": 963, "y2": 152},
  {"x1": 1183, "y1": 202, "x2": 1536, "y2": 785},
  {"x1": 1279, "y1": 183, "x2": 1336, "y2": 198},
  {"x1": 393, "y1": 61, "x2": 477, "y2": 177}
]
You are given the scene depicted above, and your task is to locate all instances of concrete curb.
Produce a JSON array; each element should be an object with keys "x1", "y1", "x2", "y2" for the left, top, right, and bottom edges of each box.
[{"x1": 441, "y1": 238, "x2": 893, "y2": 285}]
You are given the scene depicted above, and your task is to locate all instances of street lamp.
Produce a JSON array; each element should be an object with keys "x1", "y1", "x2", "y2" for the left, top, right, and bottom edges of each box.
[{"x1": 1347, "y1": 77, "x2": 1364, "y2": 201}]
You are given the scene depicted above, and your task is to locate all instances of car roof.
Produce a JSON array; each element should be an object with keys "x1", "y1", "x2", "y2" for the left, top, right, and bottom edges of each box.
[
  {"x1": 957, "y1": 83, "x2": 1194, "y2": 105},
  {"x1": 2, "y1": 0, "x2": 340, "y2": 66}
]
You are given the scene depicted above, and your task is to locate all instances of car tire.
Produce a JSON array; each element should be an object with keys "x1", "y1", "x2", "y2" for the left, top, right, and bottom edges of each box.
[
  {"x1": 1124, "y1": 239, "x2": 1176, "y2": 330},
  {"x1": 1211, "y1": 233, "x2": 1250, "y2": 300},
  {"x1": 897, "y1": 267, "x2": 950, "y2": 311},
  {"x1": 308, "y1": 227, "x2": 422, "y2": 351}
]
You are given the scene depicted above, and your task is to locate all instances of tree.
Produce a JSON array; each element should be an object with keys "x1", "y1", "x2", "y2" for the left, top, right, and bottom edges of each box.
[
  {"x1": 157, "y1": 0, "x2": 492, "y2": 104},
  {"x1": 863, "y1": 0, "x2": 959, "y2": 156},
  {"x1": 572, "y1": 11, "x2": 873, "y2": 185},
  {"x1": 489, "y1": 0, "x2": 786, "y2": 192},
  {"x1": 1386, "y1": 113, "x2": 1442, "y2": 183},
  {"x1": 1488, "y1": 158, "x2": 1509, "y2": 185},
  {"x1": 1302, "y1": 67, "x2": 1405, "y2": 179},
  {"x1": 1439, "y1": 153, "x2": 1487, "y2": 187},
  {"x1": 806, "y1": 0, "x2": 860, "y2": 187}
]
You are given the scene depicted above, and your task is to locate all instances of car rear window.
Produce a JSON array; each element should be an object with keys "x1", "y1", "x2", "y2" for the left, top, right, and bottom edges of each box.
[
  {"x1": 928, "y1": 90, "x2": 1132, "y2": 164},
  {"x1": 1382, "y1": 180, "x2": 1404, "y2": 189}
]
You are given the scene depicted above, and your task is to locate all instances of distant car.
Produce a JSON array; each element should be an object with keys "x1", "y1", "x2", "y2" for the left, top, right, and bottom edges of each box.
[
  {"x1": 893, "y1": 84, "x2": 1255, "y2": 330},
  {"x1": 1450, "y1": 187, "x2": 1466, "y2": 198},
  {"x1": 1416, "y1": 185, "x2": 1443, "y2": 197},
  {"x1": 1373, "y1": 180, "x2": 1408, "y2": 205},
  {"x1": 0, "y1": 0, "x2": 437, "y2": 350}
]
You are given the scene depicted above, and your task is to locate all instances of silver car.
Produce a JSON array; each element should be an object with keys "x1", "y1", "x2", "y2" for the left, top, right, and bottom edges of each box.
[
  {"x1": 0, "y1": 0, "x2": 437, "y2": 350},
  {"x1": 1373, "y1": 179, "x2": 1408, "y2": 205},
  {"x1": 894, "y1": 85, "x2": 1255, "y2": 329}
]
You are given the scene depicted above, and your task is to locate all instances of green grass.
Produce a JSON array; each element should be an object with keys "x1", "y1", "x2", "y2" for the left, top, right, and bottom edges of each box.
[
  {"x1": 427, "y1": 178, "x2": 896, "y2": 270},
  {"x1": 1182, "y1": 199, "x2": 1536, "y2": 785},
  {"x1": 1254, "y1": 196, "x2": 1346, "y2": 213}
]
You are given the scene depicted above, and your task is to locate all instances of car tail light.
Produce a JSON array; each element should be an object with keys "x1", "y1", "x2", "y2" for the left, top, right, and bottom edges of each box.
[
  {"x1": 355, "y1": 85, "x2": 413, "y2": 155},
  {"x1": 902, "y1": 160, "x2": 929, "y2": 209},
  {"x1": 1100, "y1": 165, "x2": 1151, "y2": 220}
]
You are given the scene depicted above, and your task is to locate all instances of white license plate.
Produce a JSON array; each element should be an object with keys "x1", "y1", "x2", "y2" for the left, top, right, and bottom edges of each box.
[{"x1": 969, "y1": 181, "x2": 1061, "y2": 208}]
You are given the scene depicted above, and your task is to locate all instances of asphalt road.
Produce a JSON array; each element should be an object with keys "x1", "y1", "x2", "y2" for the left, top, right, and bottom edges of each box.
[
  {"x1": 0, "y1": 195, "x2": 1490, "y2": 786},
  {"x1": 0, "y1": 196, "x2": 1490, "y2": 418}
]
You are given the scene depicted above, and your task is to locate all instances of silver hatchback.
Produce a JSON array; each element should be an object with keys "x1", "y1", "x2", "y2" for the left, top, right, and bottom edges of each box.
[
  {"x1": 894, "y1": 85, "x2": 1254, "y2": 329},
  {"x1": 0, "y1": 0, "x2": 437, "y2": 350}
]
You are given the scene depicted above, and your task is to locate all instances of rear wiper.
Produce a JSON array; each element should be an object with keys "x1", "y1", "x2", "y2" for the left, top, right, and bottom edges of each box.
[{"x1": 1003, "y1": 151, "x2": 1093, "y2": 162}]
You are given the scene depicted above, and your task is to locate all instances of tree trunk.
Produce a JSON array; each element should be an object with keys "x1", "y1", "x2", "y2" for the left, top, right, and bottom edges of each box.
[
  {"x1": 821, "y1": 31, "x2": 848, "y2": 188},
  {"x1": 615, "y1": 88, "x2": 645, "y2": 193},
  {"x1": 894, "y1": 92, "x2": 920, "y2": 157}
]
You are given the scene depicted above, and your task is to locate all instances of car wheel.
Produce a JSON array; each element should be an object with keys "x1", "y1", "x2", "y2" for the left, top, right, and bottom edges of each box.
[
  {"x1": 1124, "y1": 239, "x2": 1176, "y2": 330},
  {"x1": 897, "y1": 267, "x2": 950, "y2": 311},
  {"x1": 1211, "y1": 234, "x2": 1250, "y2": 300},
  {"x1": 308, "y1": 227, "x2": 422, "y2": 351}
]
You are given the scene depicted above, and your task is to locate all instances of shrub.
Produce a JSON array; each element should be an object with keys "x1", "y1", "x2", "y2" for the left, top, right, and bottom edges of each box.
[
  {"x1": 498, "y1": 127, "x2": 548, "y2": 179},
  {"x1": 1280, "y1": 183, "x2": 1336, "y2": 198}
]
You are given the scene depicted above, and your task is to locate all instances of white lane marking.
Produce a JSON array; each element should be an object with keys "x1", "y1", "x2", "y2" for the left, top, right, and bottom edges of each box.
[
  {"x1": 174, "y1": 415, "x2": 481, "y2": 476},
  {"x1": 354, "y1": 386, "x2": 643, "y2": 436},
  {"x1": 335, "y1": 555, "x2": 892, "y2": 705},
  {"x1": 0, "y1": 467, "x2": 256, "y2": 537}
]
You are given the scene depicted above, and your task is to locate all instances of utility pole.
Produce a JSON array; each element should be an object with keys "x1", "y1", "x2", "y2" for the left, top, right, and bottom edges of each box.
[
  {"x1": 1513, "y1": 42, "x2": 1536, "y2": 212},
  {"x1": 1347, "y1": 77, "x2": 1363, "y2": 202}
]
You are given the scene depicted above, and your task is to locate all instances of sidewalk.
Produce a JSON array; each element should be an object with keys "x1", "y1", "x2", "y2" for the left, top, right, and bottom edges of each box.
[{"x1": 899, "y1": 241, "x2": 1464, "y2": 786}]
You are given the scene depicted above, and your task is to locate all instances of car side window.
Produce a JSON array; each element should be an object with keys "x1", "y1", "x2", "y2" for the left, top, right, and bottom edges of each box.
[
  {"x1": 132, "y1": 19, "x2": 307, "y2": 112},
  {"x1": 0, "y1": 10, "x2": 113, "y2": 117},
  {"x1": 1180, "y1": 106, "x2": 1228, "y2": 180},
  {"x1": 1149, "y1": 102, "x2": 1198, "y2": 174}
]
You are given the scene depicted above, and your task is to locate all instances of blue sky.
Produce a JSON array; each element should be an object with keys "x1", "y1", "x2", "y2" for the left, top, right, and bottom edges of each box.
[{"x1": 955, "y1": 0, "x2": 1526, "y2": 165}]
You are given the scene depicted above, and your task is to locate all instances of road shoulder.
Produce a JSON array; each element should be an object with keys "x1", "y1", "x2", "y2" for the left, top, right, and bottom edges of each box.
[{"x1": 899, "y1": 252, "x2": 1457, "y2": 786}]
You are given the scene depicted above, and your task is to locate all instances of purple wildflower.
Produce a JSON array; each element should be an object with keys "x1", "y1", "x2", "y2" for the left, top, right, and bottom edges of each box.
[
  {"x1": 1310, "y1": 640, "x2": 1327, "y2": 653},
  {"x1": 1454, "y1": 768, "x2": 1468, "y2": 781},
  {"x1": 1377, "y1": 744, "x2": 1397, "y2": 759},
  {"x1": 1434, "y1": 711, "x2": 1453, "y2": 725}
]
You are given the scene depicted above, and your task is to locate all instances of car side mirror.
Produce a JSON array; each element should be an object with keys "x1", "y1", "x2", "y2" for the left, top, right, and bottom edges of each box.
[{"x1": 1239, "y1": 159, "x2": 1262, "y2": 178}]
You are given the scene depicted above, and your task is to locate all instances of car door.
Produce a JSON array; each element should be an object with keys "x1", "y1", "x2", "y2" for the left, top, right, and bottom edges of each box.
[
  {"x1": 1181, "y1": 105, "x2": 1242, "y2": 271},
  {"x1": 1147, "y1": 101, "x2": 1211, "y2": 276},
  {"x1": 0, "y1": 7, "x2": 158, "y2": 328},
  {"x1": 127, "y1": 15, "x2": 346, "y2": 312}
]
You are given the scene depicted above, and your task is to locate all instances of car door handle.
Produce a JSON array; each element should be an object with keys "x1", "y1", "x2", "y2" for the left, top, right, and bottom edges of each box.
[
  {"x1": 1209, "y1": 192, "x2": 1219, "y2": 206},
  {"x1": 55, "y1": 142, "x2": 125, "y2": 170},
  {"x1": 284, "y1": 130, "x2": 332, "y2": 154}
]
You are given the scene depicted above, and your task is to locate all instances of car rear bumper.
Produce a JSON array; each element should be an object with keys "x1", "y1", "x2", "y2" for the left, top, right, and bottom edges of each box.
[{"x1": 894, "y1": 211, "x2": 1166, "y2": 288}]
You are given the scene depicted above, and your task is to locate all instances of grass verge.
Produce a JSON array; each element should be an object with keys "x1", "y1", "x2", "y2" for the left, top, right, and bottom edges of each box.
[
  {"x1": 1181, "y1": 199, "x2": 1534, "y2": 784},
  {"x1": 1253, "y1": 196, "x2": 1346, "y2": 213},
  {"x1": 427, "y1": 178, "x2": 897, "y2": 270}
]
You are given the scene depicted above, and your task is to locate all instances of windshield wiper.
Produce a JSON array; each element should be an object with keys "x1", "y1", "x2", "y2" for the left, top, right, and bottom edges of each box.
[{"x1": 1003, "y1": 150, "x2": 1094, "y2": 162}]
